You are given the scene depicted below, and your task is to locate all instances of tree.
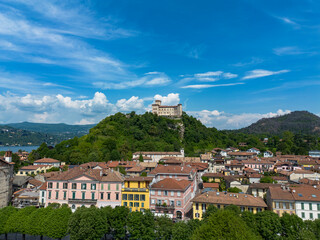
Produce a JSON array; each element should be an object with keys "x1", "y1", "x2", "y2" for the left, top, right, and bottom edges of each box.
[
  {"x1": 202, "y1": 205, "x2": 218, "y2": 220},
  {"x1": 192, "y1": 210, "x2": 259, "y2": 240},
  {"x1": 260, "y1": 176, "x2": 277, "y2": 184},
  {"x1": 108, "y1": 206, "x2": 130, "y2": 239},
  {"x1": 227, "y1": 187, "x2": 242, "y2": 193},
  {"x1": 127, "y1": 210, "x2": 155, "y2": 240},
  {"x1": 155, "y1": 216, "x2": 173, "y2": 240},
  {"x1": 139, "y1": 154, "x2": 144, "y2": 162},
  {"x1": 0, "y1": 206, "x2": 18, "y2": 235},
  {"x1": 224, "y1": 205, "x2": 241, "y2": 215},
  {"x1": 44, "y1": 205, "x2": 71, "y2": 239},
  {"x1": 172, "y1": 221, "x2": 192, "y2": 240},
  {"x1": 4, "y1": 206, "x2": 36, "y2": 234},
  {"x1": 25, "y1": 207, "x2": 53, "y2": 236},
  {"x1": 68, "y1": 207, "x2": 106, "y2": 240},
  {"x1": 255, "y1": 211, "x2": 282, "y2": 240}
]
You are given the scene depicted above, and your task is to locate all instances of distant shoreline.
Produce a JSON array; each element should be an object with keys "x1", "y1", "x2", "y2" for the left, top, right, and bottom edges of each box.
[{"x1": 0, "y1": 145, "x2": 40, "y2": 153}]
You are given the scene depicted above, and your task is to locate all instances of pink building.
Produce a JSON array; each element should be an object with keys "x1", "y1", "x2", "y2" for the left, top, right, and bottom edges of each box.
[
  {"x1": 150, "y1": 178, "x2": 193, "y2": 220},
  {"x1": 242, "y1": 160, "x2": 275, "y2": 172},
  {"x1": 46, "y1": 167, "x2": 124, "y2": 212}
]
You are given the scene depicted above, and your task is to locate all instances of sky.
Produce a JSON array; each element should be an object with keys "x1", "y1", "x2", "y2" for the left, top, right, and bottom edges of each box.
[{"x1": 0, "y1": 0, "x2": 319, "y2": 129}]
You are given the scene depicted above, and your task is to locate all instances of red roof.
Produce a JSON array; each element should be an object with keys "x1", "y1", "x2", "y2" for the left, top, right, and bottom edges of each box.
[
  {"x1": 34, "y1": 158, "x2": 60, "y2": 163},
  {"x1": 149, "y1": 165, "x2": 194, "y2": 175},
  {"x1": 151, "y1": 178, "x2": 191, "y2": 191},
  {"x1": 203, "y1": 182, "x2": 219, "y2": 189}
]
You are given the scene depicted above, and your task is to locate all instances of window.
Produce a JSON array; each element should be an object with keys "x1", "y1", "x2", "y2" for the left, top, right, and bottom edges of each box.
[
  {"x1": 177, "y1": 191, "x2": 181, "y2": 197},
  {"x1": 123, "y1": 202, "x2": 128, "y2": 206},
  {"x1": 81, "y1": 183, "x2": 87, "y2": 190},
  {"x1": 310, "y1": 213, "x2": 313, "y2": 219},
  {"x1": 158, "y1": 190, "x2": 161, "y2": 195},
  {"x1": 157, "y1": 199, "x2": 162, "y2": 205},
  {"x1": 196, "y1": 203, "x2": 199, "y2": 210},
  {"x1": 151, "y1": 199, "x2": 155, "y2": 204},
  {"x1": 48, "y1": 191, "x2": 52, "y2": 199},
  {"x1": 100, "y1": 193, "x2": 104, "y2": 199},
  {"x1": 107, "y1": 193, "x2": 111, "y2": 200},
  {"x1": 108, "y1": 184, "x2": 110, "y2": 190},
  {"x1": 48, "y1": 182, "x2": 53, "y2": 188},
  {"x1": 129, "y1": 202, "x2": 133, "y2": 207},
  {"x1": 91, "y1": 192, "x2": 95, "y2": 200},
  {"x1": 122, "y1": 194, "x2": 128, "y2": 200},
  {"x1": 171, "y1": 191, "x2": 174, "y2": 197},
  {"x1": 116, "y1": 193, "x2": 119, "y2": 200},
  {"x1": 116, "y1": 184, "x2": 119, "y2": 191},
  {"x1": 134, "y1": 202, "x2": 139, "y2": 207},
  {"x1": 289, "y1": 203, "x2": 293, "y2": 209},
  {"x1": 177, "y1": 200, "x2": 181, "y2": 206},
  {"x1": 72, "y1": 183, "x2": 77, "y2": 189},
  {"x1": 301, "y1": 203, "x2": 304, "y2": 210},
  {"x1": 63, "y1": 191, "x2": 66, "y2": 200},
  {"x1": 275, "y1": 202, "x2": 279, "y2": 208},
  {"x1": 72, "y1": 191, "x2": 76, "y2": 199},
  {"x1": 101, "y1": 184, "x2": 104, "y2": 190},
  {"x1": 129, "y1": 194, "x2": 133, "y2": 200},
  {"x1": 20, "y1": 172, "x2": 23, "y2": 174},
  {"x1": 63, "y1": 183, "x2": 68, "y2": 189},
  {"x1": 82, "y1": 192, "x2": 85, "y2": 200},
  {"x1": 134, "y1": 194, "x2": 139, "y2": 201},
  {"x1": 318, "y1": 204, "x2": 320, "y2": 211},
  {"x1": 309, "y1": 203, "x2": 312, "y2": 210},
  {"x1": 318, "y1": 213, "x2": 320, "y2": 219},
  {"x1": 164, "y1": 191, "x2": 168, "y2": 196},
  {"x1": 141, "y1": 202, "x2": 144, "y2": 208},
  {"x1": 151, "y1": 190, "x2": 155, "y2": 195},
  {"x1": 72, "y1": 204, "x2": 76, "y2": 210},
  {"x1": 42, "y1": 191, "x2": 45, "y2": 197},
  {"x1": 202, "y1": 204, "x2": 206, "y2": 211},
  {"x1": 301, "y1": 212, "x2": 305, "y2": 218},
  {"x1": 170, "y1": 200, "x2": 174, "y2": 206},
  {"x1": 140, "y1": 195, "x2": 145, "y2": 201},
  {"x1": 56, "y1": 183, "x2": 59, "y2": 189},
  {"x1": 195, "y1": 213, "x2": 200, "y2": 218},
  {"x1": 91, "y1": 184, "x2": 96, "y2": 190}
]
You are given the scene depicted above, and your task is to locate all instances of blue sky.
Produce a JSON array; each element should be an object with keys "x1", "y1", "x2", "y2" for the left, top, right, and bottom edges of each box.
[{"x1": 0, "y1": 0, "x2": 319, "y2": 129}]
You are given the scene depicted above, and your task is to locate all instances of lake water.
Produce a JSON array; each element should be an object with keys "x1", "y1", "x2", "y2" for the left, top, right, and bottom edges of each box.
[{"x1": 0, "y1": 146, "x2": 40, "y2": 153}]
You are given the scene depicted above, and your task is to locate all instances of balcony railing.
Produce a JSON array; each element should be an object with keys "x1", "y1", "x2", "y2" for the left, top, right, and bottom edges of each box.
[
  {"x1": 122, "y1": 188, "x2": 149, "y2": 192},
  {"x1": 68, "y1": 198, "x2": 97, "y2": 204},
  {"x1": 155, "y1": 204, "x2": 175, "y2": 210}
]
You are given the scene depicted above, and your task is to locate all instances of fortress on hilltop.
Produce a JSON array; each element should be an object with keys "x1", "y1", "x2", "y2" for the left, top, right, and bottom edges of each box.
[{"x1": 151, "y1": 100, "x2": 182, "y2": 118}]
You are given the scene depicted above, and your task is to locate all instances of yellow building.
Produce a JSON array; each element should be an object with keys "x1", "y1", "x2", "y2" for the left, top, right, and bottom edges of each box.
[
  {"x1": 17, "y1": 165, "x2": 53, "y2": 176},
  {"x1": 192, "y1": 191, "x2": 267, "y2": 220},
  {"x1": 121, "y1": 176, "x2": 153, "y2": 212},
  {"x1": 266, "y1": 186, "x2": 295, "y2": 217}
]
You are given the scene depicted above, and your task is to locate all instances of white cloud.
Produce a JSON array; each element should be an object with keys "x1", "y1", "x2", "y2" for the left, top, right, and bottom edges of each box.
[
  {"x1": 273, "y1": 46, "x2": 313, "y2": 56},
  {"x1": 195, "y1": 71, "x2": 223, "y2": 78},
  {"x1": 153, "y1": 93, "x2": 180, "y2": 105},
  {"x1": 278, "y1": 17, "x2": 297, "y2": 25},
  {"x1": 180, "y1": 71, "x2": 239, "y2": 86},
  {"x1": 188, "y1": 109, "x2": 291, "y2": 129},
  {"x1": 242, "y1": 69, "x2": 290, "y2": 80},
  {"x1": 223, "y1": 72, "x2": 238, "y2": 79},
  {"x1": 181, "y1": 83, "x2": 244, "y2": 89},
  {"x1": 116, "y1": 96, "x2": 145, "y2": 112}
]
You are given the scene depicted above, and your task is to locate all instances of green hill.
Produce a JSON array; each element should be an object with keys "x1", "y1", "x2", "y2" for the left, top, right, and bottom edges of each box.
[
  {"x1": 238, "y1": 111, "x2": 320, "y2": 135},
  {"x1": 29, "y1": 111, "x2": 320, "y2": 164}
]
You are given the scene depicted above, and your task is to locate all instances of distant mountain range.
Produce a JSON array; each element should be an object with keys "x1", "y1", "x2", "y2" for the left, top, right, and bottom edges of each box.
[
  {"x1": 237, "y1": 111, "x2": 320, "y2": 135},
  {"x1": 0, "y1": 122, "x2": 95, "y2": 146}
]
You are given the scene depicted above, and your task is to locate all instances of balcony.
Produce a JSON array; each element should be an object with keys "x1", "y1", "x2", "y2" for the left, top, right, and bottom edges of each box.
[
  {"x1": 155, "y1": 203, "x2": 175, "y2": 210},
  {"x1": 122, "y1": 188, "x2": 149, "y2": 192},
  {"x1": 68, "y1": 198, "x2": 97, "y2": 204}
]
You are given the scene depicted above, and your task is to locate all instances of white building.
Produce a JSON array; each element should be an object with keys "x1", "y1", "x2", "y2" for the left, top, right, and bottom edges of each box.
[
  {"x1": 264, "y1": 150, "x2": 274, "y2": 158},
  {"x1": 132, "y1": 149, "x2": 185, "y2": 163},
  {"x1": 34, "y1": 158, "x2": 61, "y2": 167},
  {"x1": 309, "y1": 150, "x2": 320, "y2": 158},
  {"x1": 152, "y1": 100, "x2": 182, "y2": 118},
  {"x1": 293, "y1": 187, "x2": 320, "y2": 220},
  {"x1": 289, "y1": 170, "x2": 320, "y2": 183},
  {"x1": 39, "y1": 182, "x2": 47, "y2": 207},
  {"x1": 247, "y1": 148, "x2": 261, "y2": 155}
]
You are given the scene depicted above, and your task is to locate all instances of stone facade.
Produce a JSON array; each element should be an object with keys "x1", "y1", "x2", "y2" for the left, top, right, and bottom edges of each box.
[
  {"x1": 152, "y1": 100, "x2": 182, "y2": 118},
  {"x1": 0, "y1": 159, "x2": 14, "y2": 208}
]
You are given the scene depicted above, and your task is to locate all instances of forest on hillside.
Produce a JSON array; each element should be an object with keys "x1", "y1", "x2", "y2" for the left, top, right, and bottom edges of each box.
[{"x1": 27, "y1": 112, "x2": 320, "y2": 165}]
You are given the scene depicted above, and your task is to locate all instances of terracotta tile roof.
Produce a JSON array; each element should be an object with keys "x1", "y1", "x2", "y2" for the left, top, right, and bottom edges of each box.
[
  {"x1": 228, "y1": 152, "x2": 256, "y2": 156},
  {"x1": 247, "y1": 173, "x2": 263, "y2": 178},
  {"x1": 192, "y1": 191, "x2": 267, "y2": 208},
  {"x1": 151, "y1": 178, "x2": 191, "y2": 191},
  {"x1": 203, "y1": 182, "x2": 219, "y2": 189},
  {"x1": 139, "y1": 162, "x2": 157, "y2": 168},
  {"x1": 39, "y1": 182, "x2": 47, "y2": 190},
  {"x1": 292, "y1": 169, "x2": 316, "y2": 174},
  {"x1": 126, "y1": 166, "x2": 146, "y2": 172},
  {"x1": 187, "y1": 162, "x2": 209, "y2": 171},
  {"x1": 203, "y1": 173, "x2": 224, "y2": 178},
  {"x1": 21, "y1": 165, "x2": 50, "y2": 170},
  {"x1": 125, "y1": 176, "x2": 154, "y2": 182},
  {"x1": 291, "y1": 186, "x2": 320, "y2": 201},
  {"x1": 106, "y1": 161, "x2": 119, "y2": 168},
  {"x1": 299, "y1": 178, "x2": 320, "y2": 185},
  {"x1": 271, "y1": 176, "x2": 288, "y2": 181},
  {"x1": 149, "y1": 165, "x2": 194, "y2": 175},
  {"x1": 249, "y1": 183, "x2": 281, "y2": 189},
  {"x1": 28, "y1": 178, "x2": 43, "y2": 187},
  {"x1": 80, "y1": 162, "x2": 108, "y2": 169},
  {"x1": 34, "y1": 158, "x2": 60, "y2": 163}
]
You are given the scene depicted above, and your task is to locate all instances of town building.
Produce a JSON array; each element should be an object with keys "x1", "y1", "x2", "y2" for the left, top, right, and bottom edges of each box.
[
  {"x1": 247, "y1": 148, "x2": 261, "y2": 155},
  {"x1": 227, "y1": 152, "x2": 257, "y2": 160},
  {"x1": 121, "y1": 176, "x2": 153, "y2": 212},
  {"x1": 33, "y1": 158, "x2": 62, "y2": 167},
  {"x1": 151, "y1": 100, "x2": 182, "y2": 118},
  {"x1": 289, "y1": 169, "x2": 320, "y2": 183},
  {"x1": 266, "y1": 186, "x2": 295, "y2": 217},
  {"x1": 132, "y1": 149, "x2": 185, "y2": 163},
  {"x1": 192, "y1": 191, "x2": 267, "y2": 220},
  {"x1": 264, "y1": 151, "x2": 274, "y2": 158},
  {"x1": 12, "y1": 188, "x2": 40, "y2": 208},
  {"x1": 39, "y1": 182, "x2": 47, "y2": 207},
  {"x1": 46, "y1": 167, "x2": 124, "y2": 211},
  {"x1": 249, "y1": 183, "x2": 280, "y2": 198},
  {"x1": 150, "y1": 178, "x2": 193, "y2": 220},
  {"x1": 17, "y1": 165, "x2": 53, "y2": 176},
  {"x1": 309, "y1": 150, "x2": 320, "y2": 158}
]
